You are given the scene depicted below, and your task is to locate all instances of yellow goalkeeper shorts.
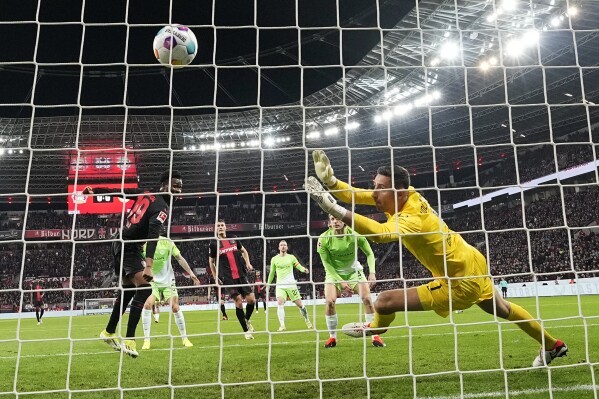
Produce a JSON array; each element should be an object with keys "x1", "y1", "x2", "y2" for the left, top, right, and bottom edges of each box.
[{"x1": 416, "y1": 249, "x2": 494, "y2": 318}]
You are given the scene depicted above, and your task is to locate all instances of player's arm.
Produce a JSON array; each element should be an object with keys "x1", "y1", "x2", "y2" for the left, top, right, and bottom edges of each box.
[
  {"x1": 358, "y1": 235, "x2": 377, "y2": 285},
  {"x1": 174, "y1": 255, "x2": 200, "y2": 285},
  {"x1": 292, "y1": 255, "x2": 308, "y2": 274},
  {"x1": 208, "y1": 242, "x2": 221, "y2": 285},
  {"x1": 266, "y1": 260, "x2": 276, "y2": 297},
  {"x1": 143, "y1": 207, "x2": 169, "y2": 281},
  {"x1": 239, "y1": 243, "x2": 253, "y2": 271}
]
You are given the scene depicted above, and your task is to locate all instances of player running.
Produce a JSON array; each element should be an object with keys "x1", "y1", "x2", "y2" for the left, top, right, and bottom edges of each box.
[
  {"x1": 266, "y1": 240, "x2": 312, "y2": 331},
  {"x1": 209, "y1": 220, "x2": 256, "y2": 339},
  {"x1": 305, "y1": 150, "x2": 567, "y2": 366},
  {"x1": 317, "y1": 215, "x2": 384, "y2": 348},
  {"x1": 141, "y1": 237, "x2": 201, "y2": 350},
  {"x1": 85, "y1": 169, "x2": 183, "y2": 358}
]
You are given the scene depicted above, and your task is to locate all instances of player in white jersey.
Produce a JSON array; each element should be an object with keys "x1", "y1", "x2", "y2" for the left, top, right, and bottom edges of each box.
[
  {"x1": 141, "y1": 237, "x2": 200, "y2": 349},
  {"x1": 266, "y1": 240, "x2": 312, "y2": 331}
]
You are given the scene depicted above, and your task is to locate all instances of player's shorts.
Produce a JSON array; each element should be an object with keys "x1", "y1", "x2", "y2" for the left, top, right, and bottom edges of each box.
[
  {"x1": 221, "y1": 276, "x2": 253, "y2": 298},
  {"x1": 416, "y1": 249, "x2": 494, "y2": 318},
  {"x1": 501, "y1": 287, "x2": 508, "y2": 292},
  {"x1": 34, "y1": 300, "x2": 44, "y2": 308},
  {"x1": 255, "y1": 289, "x2": 265, "y2": 299},
  {"x1": 152, "y1": 282, "x2": 178, "y2": 302},
  {"x1": 325, "y1": 269, "x2": 367, "y2": 292},
  {"x1": 275, "y1": 285, "x2": 301, "y2": 301},
  {"x1": 112, "y1": 241, "x2": 145, "y2": 277}
]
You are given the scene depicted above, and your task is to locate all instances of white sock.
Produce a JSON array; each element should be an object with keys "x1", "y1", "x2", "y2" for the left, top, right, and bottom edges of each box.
[
  {"x1": 326, "y1": 314, "x2": 338, "y2": 339},
  {"x1": 277, "y1": 305, "x2": 286, "y2": 327},
  {"x1": 173, "y1": 310, "x2": 187, "y2": 339},
  {"x1": 142, "y1": 309, "x2": 152, "y2": 339},
  {"x1": 154, "y1": 312, "x2": 160, "y2": 322}
]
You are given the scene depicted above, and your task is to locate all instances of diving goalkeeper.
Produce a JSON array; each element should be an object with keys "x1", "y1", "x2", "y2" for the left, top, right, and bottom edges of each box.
[{"x1": 304, "y1": 150, "x2": 567, "y2": 367}]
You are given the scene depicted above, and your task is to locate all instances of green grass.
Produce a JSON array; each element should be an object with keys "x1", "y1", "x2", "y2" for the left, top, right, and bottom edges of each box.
[{"x1": 1, "y1": 296, "x2": 598, "y2": 399}]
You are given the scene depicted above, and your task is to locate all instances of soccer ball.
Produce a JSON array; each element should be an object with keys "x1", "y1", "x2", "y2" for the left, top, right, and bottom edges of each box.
[{"x1": 153, "y1": 25, "x2": 197, "y2": 66}]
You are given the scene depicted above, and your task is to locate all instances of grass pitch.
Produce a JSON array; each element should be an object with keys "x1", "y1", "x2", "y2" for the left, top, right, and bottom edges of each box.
[{"x1": 1, "y1": 296, "x2": 598, "y2": 399}]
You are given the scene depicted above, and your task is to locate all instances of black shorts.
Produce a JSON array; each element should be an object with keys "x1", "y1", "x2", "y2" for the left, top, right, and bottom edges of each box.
[
  {"x1": 113, "y1": 241, "x2": 145, "y2": 277},
  {"x1": 255, "y1": 290, "x2": 265, "y2": 299},
  {"x1": 34, "y1": 300, "x2": 44, "y2": 308},
  {"x1": 501, "y1": 287, "x2": 507, "y2": 292},
  {"x1": 221, "y1": 276, "x2": 253, "y2": 298}
]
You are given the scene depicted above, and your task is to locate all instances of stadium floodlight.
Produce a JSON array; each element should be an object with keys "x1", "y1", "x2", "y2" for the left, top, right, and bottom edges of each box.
[
  {"x1": 345, "y1": 122, "x2": 360, "y2": 130},
  {"x1": 432, "y1": 90, "x2": 441, "y2": 99},
  {"x1": 523, "y1": 30, "x2": 539, "y2": 44},
  {"x1": 568, "y1": 6, "x2": 578, "y2": 16},
  {"x1": 324, "y1": 127, "x2": 339, "y2": 136},
  {"x1": 486, "y1": 13, "x2": 496, "y2": 22},
  {"x1": 489, "y1": 56, "x2": 498, "y2": 65},
  {"x1": 264, "y1": 137, "x2": 275, "y2": 146},
  {"x1": 374, "y1": 115, "x2": 383, "y2": 123},
  {"x1": 382, "y1": 110, "x2": 393, "y2": 120},
  {"x1": 480, "y1": 61, "x2": 490, "y2": 71},
  {"x1": 8, "y1": 149, "x2": 14, "y2": 154},
  {"x1": 440, "y1": 41, "x2": 459, "y2": 60},
  {"x1": 430, "y1": 57, "x2": 440, "y2": 66},
  {"x1": 501, "y1": 0, "x2": 517, "y2": 11},
  {"x1": 551, "y1": 16, "x2": 561, "y2": 27},
  {"x1": 505, "y1": 39, "x2": 524, "y2": 57},
  {"x1": 393, "y1": 104, "x2": 413, "y2": 116}
]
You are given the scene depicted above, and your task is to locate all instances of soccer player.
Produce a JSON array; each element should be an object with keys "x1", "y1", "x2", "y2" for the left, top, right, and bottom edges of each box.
[
  {"x1": 33, "y1": 281, "x2": 44, "y2": 326},
  {"x1": 209, "y1": 220, "x2": 256, "y2": 339},
  {"x1": 500, "y1": 278, "x2": 508, "y2": 298},
  {"x1": 254, "y1": 271, "x2": 267, "y2": 314},
  {"x1": 85, "y1": 169, "x2": 183, "y2": 358},
  {"x1": 266, "y1": 240, "x2": 312, "y2": 331},
  {"x1": 305, "y1": 150, "x2": 568, "y2": 367},
  {"x1": 141, "y1": 236, "x2": 201, "y2": 350},
  {"x1": 318, "y1": 215, "x2": 384, "y2": 348}
]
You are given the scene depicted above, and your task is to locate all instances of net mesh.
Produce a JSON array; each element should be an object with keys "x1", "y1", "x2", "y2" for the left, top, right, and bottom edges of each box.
[{"x1": 0, "y1": 0, "x2": 598, "y2": 398}]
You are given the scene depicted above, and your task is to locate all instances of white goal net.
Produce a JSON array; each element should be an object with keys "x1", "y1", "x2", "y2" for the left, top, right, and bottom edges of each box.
[{"x1": 0, "y1": 0, "x2": 598, "y2": 398}]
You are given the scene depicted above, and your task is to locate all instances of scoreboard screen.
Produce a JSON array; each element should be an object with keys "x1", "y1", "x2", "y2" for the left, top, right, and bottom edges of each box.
[{"x1": 68, "y1": 183, "x2": 138, "y2": 214}]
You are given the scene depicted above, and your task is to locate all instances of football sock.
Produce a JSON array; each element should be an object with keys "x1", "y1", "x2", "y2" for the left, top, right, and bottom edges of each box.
[
  {"x1": 299, "y1": 306, "x2": 309, "y2": 321},
  {"x1": 277, "y1": 305, "x2": 285, "y2": 326},
  {"x1": 35, "y1": 309, "x2": 40, "y2": 322},
  {"x1": 508, "y1": 302, "x2": 557, "y2": 348},
  {"x1": 255, "y1": 301, "x2": 259, "y2": 311},
  {"x1": 126, "y1": 284, "x2": 152, "y2": 338},
  {"x1": 326, "y1": 314, "x2": 338, "y2": 339},
  {"x1": 106, "y1": 285, "x2": 135, "y2": 334},
  {"x1": 245, "y1": 302, "x2": 254, "y2": 321},
  {"x1": 236, "y1": 307, "x2": 248, "y2": 332},
  {"x1": 39, "y1": 308, "x2": 44, "y2": 320},
  {"x1": 174, "y1": 310, "x2": 187, "y2": 338},
  {"x1": 220, "y1": 304, "x2": 228, "y2": 318},
  {"x1": 371, "y1": 312, "x2": 396, "y2": 329},
  {"x1": 263, "y1": 300, "x2": 266, "y2": 311},
  {"x1": 142, "y1": 309, "x2": 152, "y2": 339}
]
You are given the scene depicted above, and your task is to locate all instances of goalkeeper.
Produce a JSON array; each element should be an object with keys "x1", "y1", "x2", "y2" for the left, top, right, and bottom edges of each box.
[
  {"x1": 141, "y1": 236, "x2": 200, "y2": 350},
  {"x1": 305, "y1": 150, "x2": 567, "y2": 367},
  {"x1": 318, "y1": 214, "x2": 385, "y2": 348}
]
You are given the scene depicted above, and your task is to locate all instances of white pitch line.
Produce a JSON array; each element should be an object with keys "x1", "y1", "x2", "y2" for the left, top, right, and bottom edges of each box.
[
  {"x1": 1, "y1": 321, "x2": 597, "y2": 360},
  {"x1": 418, "y1": 384, "x2": 597, "y2": 399}
]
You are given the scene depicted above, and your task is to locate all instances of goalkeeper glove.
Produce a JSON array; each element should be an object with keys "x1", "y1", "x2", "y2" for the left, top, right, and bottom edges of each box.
[
  {"x1": 312, "y1": 150, "x2": 337, "y2": 187},
  {"x1": 304, "y1": 176, "x2": 347, "y2": 220}
]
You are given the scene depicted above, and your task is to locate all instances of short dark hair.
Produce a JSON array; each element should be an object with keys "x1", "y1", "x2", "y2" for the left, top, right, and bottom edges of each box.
[
  {"x1": 159, "y1": 169, "x2": 182, "y2": 185},
  {"x1": 217, "y1": 219, "x2": 226, "y2": 224},
  {"x1": 376, "y1": 165, "x2": 410, "y2": 189}
]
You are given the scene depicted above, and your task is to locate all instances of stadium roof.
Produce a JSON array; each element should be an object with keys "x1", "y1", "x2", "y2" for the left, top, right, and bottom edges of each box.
[{"x1": 1, "y1": 0, "x2": 598, "y2": 195}]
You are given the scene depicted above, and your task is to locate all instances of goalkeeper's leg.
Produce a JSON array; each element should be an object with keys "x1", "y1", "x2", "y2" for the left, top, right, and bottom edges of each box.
[{"x1": 370, "y1": 287, "x2": 424, "y2": 333}]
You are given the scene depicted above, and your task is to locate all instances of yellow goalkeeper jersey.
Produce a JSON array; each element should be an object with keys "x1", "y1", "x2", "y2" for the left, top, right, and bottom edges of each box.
[{"x1": 330, "y1": 180, "x2": 482, "y2": 284}]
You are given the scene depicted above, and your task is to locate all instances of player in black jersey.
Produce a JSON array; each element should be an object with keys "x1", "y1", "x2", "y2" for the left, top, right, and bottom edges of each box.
[
  {"x1": 253, "y1": 271, "x2": 267, "y2": 313},
  {"x1": 84, "y1": 169, "x2": 183, "y2": 357},
  {"x1": 209, "y1": 220, "x2": 256, "y2": 339}
]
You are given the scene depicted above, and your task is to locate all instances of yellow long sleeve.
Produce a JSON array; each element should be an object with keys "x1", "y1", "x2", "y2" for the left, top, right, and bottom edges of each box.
[{"x1": 329, "y1": 180, "x2": 376, "y2": 206}]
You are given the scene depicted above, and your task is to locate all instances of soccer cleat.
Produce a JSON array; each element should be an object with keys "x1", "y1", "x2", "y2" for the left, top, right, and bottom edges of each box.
[
  {"x1": 222, "y1": 315, "x2": 229, "y2": 321},
  {"x1": 324, "y1": 337, "x2": 337, "y2": 348},
  {"x1": 142, "y1": 339, "x2": 151, "y2": 350},
  {"x1": 246, "y1": 319, "x2": 255, "y2": 333},
  {"x1": 182, "y1": 338, "x2": 193, "y2": 347},
  {"x1": 277, "y1": 326, "x2": 286, "y2": 332},
  {"x1": 372, "y1": 335, "x2": 386, "y2": 347},
  {"x1": 122, "y1": 339, "x2": 139, "y2": 358},
  {"x1": 100, "y1": 330, "x2": 121, "y2": 352},
  {"x1": 37, "y1": 321, "x2": 41, "y2": 326},
  {"x1": 305, "y1": 320, "x2": 313, "y2": 329},
  {"x1": 244, "y1": 332, "x2": 255, "y2": 340},
  {"x1": 342, "y1": 322, "x2": 387, "y2": 338},
  {"x1": 532, "y1": 340, "x2": 568, "y2": 367}
]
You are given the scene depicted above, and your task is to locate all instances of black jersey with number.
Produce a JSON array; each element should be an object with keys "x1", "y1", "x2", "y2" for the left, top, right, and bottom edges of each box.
[
  {"x1": 94, "y1": 188, "x2": 169, "y2": 259},
  {"x1": 209, "y1": 237, "x2": 247, "y2": 281}
]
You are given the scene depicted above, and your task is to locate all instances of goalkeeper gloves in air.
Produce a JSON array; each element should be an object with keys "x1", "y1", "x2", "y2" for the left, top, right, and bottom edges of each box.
[
  {"x1": 312, "y1": 150, "x2": 337, "y2": 187},
  {"x1": 304, "y1": 176, "x2": 347, "y2": 220}
]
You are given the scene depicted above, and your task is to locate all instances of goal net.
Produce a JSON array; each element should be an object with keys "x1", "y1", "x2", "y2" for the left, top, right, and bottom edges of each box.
[{"x1": 0, "y1": 0, "x2": 598, "y2": 398}]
